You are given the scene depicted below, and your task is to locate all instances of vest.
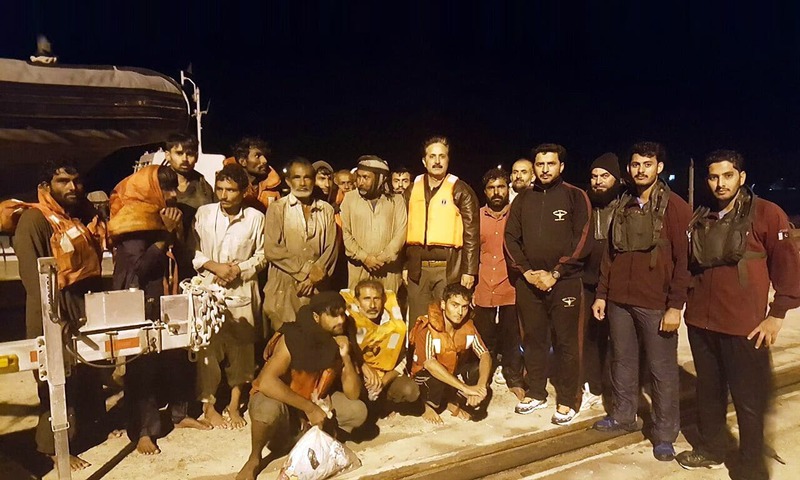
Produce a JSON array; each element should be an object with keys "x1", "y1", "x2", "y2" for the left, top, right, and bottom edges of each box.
[
  {"x1": 260, "y1": 332, "x2": 339, "y2": 400},
  {"x1": 592, "y1": 199, "x2": 618, "y2": 241},
  {"x1": 406, "y1": 174, "x2": 464, "y2": 248},
  {"x1": 611, "y1": 180, "x2": 670, "y2": 268},
  {"x1": 340, "y1": 289, "x2": 406, "y2": 373},
  {"x1": 409, "y1": 304, "x2": 481, "y2": 375},
  {"x1": 688, "y1": 187, "x2": 764, "y2": 286}
]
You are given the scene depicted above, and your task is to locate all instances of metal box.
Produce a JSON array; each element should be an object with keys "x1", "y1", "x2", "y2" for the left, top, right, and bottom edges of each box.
[
  {"x1": 160, "y1": 294, "x2": 191, "y2": 324},
  {"x1": 83, "y1": 289, "x2": 146, "y2": 332}
]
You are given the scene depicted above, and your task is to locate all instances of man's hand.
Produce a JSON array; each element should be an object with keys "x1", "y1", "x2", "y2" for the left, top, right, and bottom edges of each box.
[
  {"x1": 159, "y1": 207, "x2": 183, "y2": 233},
  {"x1": 523, "y1": 270, "x2": 541, "y2": 286},
  {"x1": 748, "y1": 316, "x2": 784, "y2": 349},
  {"x1": 592, "y1": 299, "x2": 607, "y2": 321},
  {"x1": 307, "y1": 263, "x2": 326, "y2": 285},
  {"x1": 461, "y1": 274, "x2": 475, "y2": 290},
  {"x1": 333, "y1": 335, "x2": 351, "y2": 358},
  {"x1": 531, "y1": 270, "x2": 556, "y2": 291},
  {"x1": 362, "y1": 364, "x2": 383, "y2": 396},
  {"x1": 464, "y1": 385, "x2": 488, "y2": 406},
  {"x1": 296, "y1": 279, "x2": 315, "y2": 297},
  {"x1": 363, "y1": 255, "x2": 384, "y2": 272},
  {"x1": 304, "y1": 404, "x2": 328, "y2": 427},
  {"x1": 659, "y1": 308, "x2": 682, "y2": 333}
]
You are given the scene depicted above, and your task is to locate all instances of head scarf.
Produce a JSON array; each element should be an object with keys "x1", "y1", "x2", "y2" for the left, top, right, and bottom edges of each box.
[
  {"x1": 107, "y1": 165, "x2": 167, "y2": 238},
  {"x1": 356, "y1": 155, "x2": 391, "y2": 198}
]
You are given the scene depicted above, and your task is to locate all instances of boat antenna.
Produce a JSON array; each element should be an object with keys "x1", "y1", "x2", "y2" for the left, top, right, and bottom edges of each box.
[{"x1": 180, "y1": 67, "x2": 208, "y2": 155}]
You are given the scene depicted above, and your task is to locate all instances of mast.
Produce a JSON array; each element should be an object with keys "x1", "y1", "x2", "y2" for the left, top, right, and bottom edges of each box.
[{"x1": 180, "y1": 71, "x2": 205, "y2": 155}]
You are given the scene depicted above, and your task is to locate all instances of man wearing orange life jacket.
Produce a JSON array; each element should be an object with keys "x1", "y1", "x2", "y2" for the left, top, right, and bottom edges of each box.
[
  {"x1": 13, "y1": 159, "x2": 105, "y2": 471},
  {"x1": 239, "y1": 292, "x2": 366, "y2": 480},
  {"x1": 404, "y1": 136, "x2": 480, "y2": 324},
  {"x1": 341, "y1": 280, "x2": 419, "y2": 411},
  {"x1": 223, "y1": 136, "x2": 282, "y2": 212}
]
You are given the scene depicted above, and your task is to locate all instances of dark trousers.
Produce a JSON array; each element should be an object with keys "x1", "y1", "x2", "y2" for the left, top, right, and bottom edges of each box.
[
  {"x1": 687, "y1": 325, "x2": 771, "y2": 479},
  {"x1": 473, "y1": 305, "x2": 525, "y2": 389},
  {"x1": 608, "y1": 301, "x2": 679, "y2": 443},
  {"x1": 582, "y1": 286, "x2": 610, "y2": 395},
  {"x1": 125, "y1": 349, "x2": 194, "y2": 440},
  {"x1": 516, "y1": 277, "x2": 583, "y2": 411},
  {"x1": 35, "y1": 366, "x2": 104, "y2": 455},
  {"x1": 407, "y1": 265, "x2": 447, "y2": 325},
  {"x1": 414, "y1": 361, "x2": 489, "y2": 413}
]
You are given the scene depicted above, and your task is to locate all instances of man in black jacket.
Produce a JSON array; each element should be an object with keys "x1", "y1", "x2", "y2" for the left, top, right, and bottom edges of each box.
[
  {"x1": 404, "y1": 136, "x2": 479, "y2": 323},
  {"x1": 505, "y1": 143, "x2": 592, "y2": 425}
]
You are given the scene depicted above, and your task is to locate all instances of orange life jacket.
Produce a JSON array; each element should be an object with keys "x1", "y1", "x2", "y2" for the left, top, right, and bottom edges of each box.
[
  {"x1": 32, "y1": 188, "x2": 103, "y2": 289},
  {"x1": 340, "y1": 289, "x2": 406, "y2": 373},
  {"x1": 406, "y1": 174, "x2": 464, "y2": 248},
  {"x1": 409, "y1": 302, "x2": 484, "y2": 375},
  {"x1": 223, "y1": 157, "x2": 282, "y2": 212}
]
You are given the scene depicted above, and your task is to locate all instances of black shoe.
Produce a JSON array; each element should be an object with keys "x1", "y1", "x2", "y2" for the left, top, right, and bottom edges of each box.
[{"x1": 676, "y1": 449, "x2": 724, "y2": 470}]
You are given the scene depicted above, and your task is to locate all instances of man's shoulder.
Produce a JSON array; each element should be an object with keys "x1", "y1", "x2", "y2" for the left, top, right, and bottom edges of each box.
[
  {"x1": 242, "y1": 205, "x2": 266, "y2": 221},
  {"x1": 195, "y1": 202, "x2": 218, "y2": 216},
  {"x1": 753, "y1": 196, "x2": 789, "y2": 226}
]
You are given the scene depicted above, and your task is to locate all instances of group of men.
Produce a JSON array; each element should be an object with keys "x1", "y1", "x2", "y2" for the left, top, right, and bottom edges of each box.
[{"x1": 9, "y1": 132, "x2": 798, "y2": 480}]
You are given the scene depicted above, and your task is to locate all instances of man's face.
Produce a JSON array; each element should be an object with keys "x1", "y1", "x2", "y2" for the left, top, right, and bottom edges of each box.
[
  {"x1": 335, "y1": 172, "x2": 355, "y2": 192},
  {"x1": 47, "y1": 169, "x2": 84, "y2": 208},
  {"x1": 316, "y1": 310, "x2": 346, "y2": 335},
  {"x1": 315, "y1": 170, "x2": 332, "y2": 195},
  {"x1": 484, "y1": 178, "x2": 509, "y2": 210},
  {"x1": 511, "y1": 160, "x2": 533, "y2": 192},
  {"x1": 441, "y1": 294, "x2": 471, "y2": 326},
  {"x1": 356, "y1": 169, "x2": 376, "y2": 197},
  {"x1": 288, "y1": 163, "x2": 315, "y2": 198},
  {"x1": 422, "y1": 143, "x2": 449, "y2": 179},
  {"x1": 628, "y1": 154, "x2": 663, "y2": 189},
  {"x1": 165, "y1": 144, "x2": 198, "y2": 175},
  {"x1": 533, "y1": 152, "x2": 564, "y2": 185},
  {"x1": 590, "y1": 168, "x2": 617, "y2": 193},
  {"x1": 215, "y1": 178, "x2": 244, "y2": 212},
  {"x1": 391, "y1": 172, "x2": 411, "y2": 194},
  {"x1": 707, "y1": 161, "x2": 746, "y2": 204},
  {"x1": 239, "y1": 147, "x2": 268, "y2": 177},
  {"x1": 355, "y1": 286, "x2": 385, "y2": 323}
]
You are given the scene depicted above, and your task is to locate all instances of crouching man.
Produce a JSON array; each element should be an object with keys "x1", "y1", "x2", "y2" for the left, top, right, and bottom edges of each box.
[
  {"x1": 237, "y1": 292, "x2": 367, "y2": 480},
  {"x1": 409, "y1": 283, "x2": 492, "y2": 424},
  {"x1": 341, "y1": 280, "x2": 420, "y2": 412}
]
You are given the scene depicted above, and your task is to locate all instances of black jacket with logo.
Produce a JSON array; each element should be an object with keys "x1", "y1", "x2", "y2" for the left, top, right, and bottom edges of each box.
[{"x1": 505, "y1": 177, "x2": 592, "y2": 280}]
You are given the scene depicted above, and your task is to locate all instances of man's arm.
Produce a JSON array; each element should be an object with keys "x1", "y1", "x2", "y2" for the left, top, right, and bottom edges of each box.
[
  {"x1": 377, "y1": 196, "x2": 408, "y2": 263},
  {"x1": 340, "y1": 195, "x2": 369, "y2": 262},
  {"x1": 335, "y1": 335, "x2": 363, "y2": 400},
  {"x1": 665, "y1": 195, "x2": 692, "y2": 310},
  {"x1": 314, "y1": 206, "x2": 339, "y2": 277},
  {"x1": 13, "y1": 209, "x2": 53, "y2": 294},
  {"x1": 256, "y1": 337, "x2": 328, "y2": 425},
  {"x1": 456, "y1": 181, "x2": 480, "y2": 277},
  {"x1": 504, "y1": 191, "x2": 532, "y2": 274},
  {"x1": 235, "y1": 212, "x2": 267, "y2": 280},
  {"x1": 424, "y1": 357, "x2": 473, "y2": 393},
  {"x1": 553, "y1": 187, "x2": 593, "y2": 278}
]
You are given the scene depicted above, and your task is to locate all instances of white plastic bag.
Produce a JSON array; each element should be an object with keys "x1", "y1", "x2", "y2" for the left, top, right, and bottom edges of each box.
[{"x1": 277, "y1": 426, "x2": 361, "y2": 480}]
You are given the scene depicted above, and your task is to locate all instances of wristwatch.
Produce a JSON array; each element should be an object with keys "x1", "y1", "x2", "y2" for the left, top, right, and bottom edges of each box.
[{"x1": 550, "y1": 269, "x2": 561, "y2": 280}]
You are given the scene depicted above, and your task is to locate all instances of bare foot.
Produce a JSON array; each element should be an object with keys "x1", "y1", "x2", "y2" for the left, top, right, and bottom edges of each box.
[
  {"x1": 236, "y1": 457, "x2": 261, "y2": 480},
  {"x1": 509, "y1": 387, "x2": 525, "y2": 401},
  {"x1": 136, "y1": 436, "x2": 160, "y2": 455},
  {"x1": 176, "y1": 417, "x2": 213, "y2": 431},
  {"x1": 227, "y1": 408, "x2": 248, "y2": 430},
  {"x1": 50, "y1": 454, "x2": 91, "y2": 471},
  {"x1": 203, "y1": 407, "x2": 228, "y2": 429},
  {"x1": 421, "y1": 404, "x2": 443, "y2": 424},
  {"x1": 446, "y1": 402, "x2": 472, "y2": 421},
  {"x1": 107, "y1": 429, "x2": 125, "y2": 440}
]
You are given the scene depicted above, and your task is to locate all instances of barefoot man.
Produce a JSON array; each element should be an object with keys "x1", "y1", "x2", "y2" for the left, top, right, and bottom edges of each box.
[
  {"x1": 409, "y1": 283, "x2": 492, "y2": 424},
  {"x1": 237, "y1": 292, "x2": 367, "y2": 480},
  {"x1": 192, "y1": 164, "x2": 266, "y2": 429}
]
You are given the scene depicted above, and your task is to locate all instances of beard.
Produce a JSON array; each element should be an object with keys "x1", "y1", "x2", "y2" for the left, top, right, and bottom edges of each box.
[{"x1": 588, "y1": 182, "x2": 621, "y2": 207}]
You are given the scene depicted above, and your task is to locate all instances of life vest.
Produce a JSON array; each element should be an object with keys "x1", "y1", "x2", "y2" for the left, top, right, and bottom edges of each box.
[
  {"x1": 592, "y1": 200, "x2": 618, "y2": 241},
  {"x1": 408, "y1": 303, "x2": 483, "y2": 375},
  {"x1": 32, "y1": 188, "x2": 103, "y2": 289},
  {"x1": 406, "y1": 174, "x2": 464, "y2": 248},
  {"x1": 259, "y1": 331, "x2": 339, "y2": 401},
  {"x1": 611, "y1": 180, "x2": 670, "y2": 268},
  {"x1": 340, "y1": 289, "x2": 406, "y2": 373},
  {"x1": 688, "y1": 187, "x2": 764, "y2": 286}
]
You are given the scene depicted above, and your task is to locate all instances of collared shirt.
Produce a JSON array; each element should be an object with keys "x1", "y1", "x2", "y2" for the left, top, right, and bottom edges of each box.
[
  {"x1": 474, "y1": 205, "x2": 515, "y2": 307},
  {"x1": 192, "y1": 203, "x2": 266, "y2": 279}
]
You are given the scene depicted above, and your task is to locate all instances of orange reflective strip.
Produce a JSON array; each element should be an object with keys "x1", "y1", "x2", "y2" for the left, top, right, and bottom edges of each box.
[
  {"x1": 30, "y1": 351, "x2": 37, "y2": 363},
  {"x1": 104, "y1": 337, "x2": 140, "y2": 352}
]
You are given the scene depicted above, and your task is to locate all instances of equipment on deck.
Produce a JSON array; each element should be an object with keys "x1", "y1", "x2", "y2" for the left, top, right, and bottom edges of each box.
[{"x1": 0, "y1": 258, "x2": 226, "y2": 479}]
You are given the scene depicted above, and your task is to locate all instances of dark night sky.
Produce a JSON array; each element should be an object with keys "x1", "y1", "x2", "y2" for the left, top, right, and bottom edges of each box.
[{"x1": 2, "y1": 1, "x2": 800, "y2": 202}]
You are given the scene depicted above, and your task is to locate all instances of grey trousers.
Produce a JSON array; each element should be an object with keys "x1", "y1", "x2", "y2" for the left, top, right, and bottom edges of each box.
[
  {"x1": 607, "y1": 301, "x2": 680, "y2": 443},
  {"x1": 407, "y1": 265, "x2": 447, "y2": 324},
  {"x1": 248, "y1": 391, "x2": 368, "y2": 434}
]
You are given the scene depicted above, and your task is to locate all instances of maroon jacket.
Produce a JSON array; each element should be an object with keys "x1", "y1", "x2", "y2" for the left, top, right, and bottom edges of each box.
[
  {"x1": 597, "y1": 191, "x2": 692, "y2": 310},
  {"x1": 685, "y1": 197, "x2": 800, "y2": 336}
]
